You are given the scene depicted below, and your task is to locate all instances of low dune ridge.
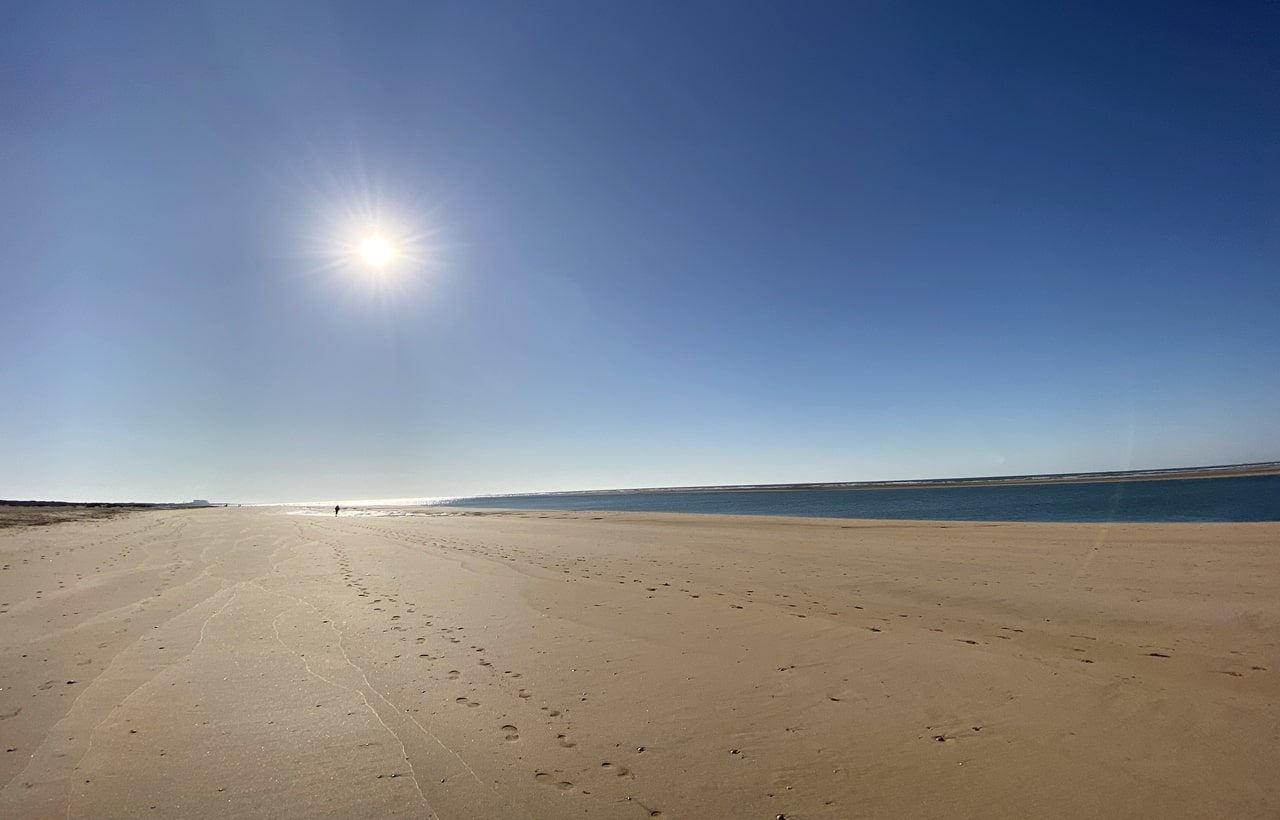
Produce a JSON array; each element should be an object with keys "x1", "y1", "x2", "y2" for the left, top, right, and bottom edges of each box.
[
  {"x1": 0, "y1": 502, "x2": 164, "y2": 531},
  {"x1": 1, "y1": 507, "x2": 1277, "y2": 818}
]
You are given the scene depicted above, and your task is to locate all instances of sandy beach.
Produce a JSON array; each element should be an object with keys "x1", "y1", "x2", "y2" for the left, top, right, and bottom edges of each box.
[{"x1": 1, "y1": 507, "x2": 1277, "y2": 818}]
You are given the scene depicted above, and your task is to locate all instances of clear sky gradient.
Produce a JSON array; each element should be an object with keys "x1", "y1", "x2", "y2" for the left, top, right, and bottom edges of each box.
[{"x1": 3, "y1": 1, "x2": 1277, "y2": 503}]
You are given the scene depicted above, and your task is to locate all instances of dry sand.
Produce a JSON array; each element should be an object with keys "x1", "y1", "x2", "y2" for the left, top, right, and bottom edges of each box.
[{"x1": 1, "y1": 507, "x2": 1277, "y2": 818}]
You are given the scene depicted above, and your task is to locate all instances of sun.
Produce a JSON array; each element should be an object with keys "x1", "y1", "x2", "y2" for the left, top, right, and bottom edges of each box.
[
  {"x1": 359, "y1": 234, "x2": 394, "y2": 267},
  {"x1": 297, "y1": 159, "x2": 445, "y2": 294}
]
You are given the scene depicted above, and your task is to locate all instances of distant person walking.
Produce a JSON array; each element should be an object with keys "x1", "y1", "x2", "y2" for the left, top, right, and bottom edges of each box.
[{"x1": 334, "y1": 505, "x2": 340, "y2": 516}]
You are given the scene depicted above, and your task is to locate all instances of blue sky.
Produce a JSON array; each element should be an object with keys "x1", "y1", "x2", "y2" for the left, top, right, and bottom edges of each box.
[{"x1": 2, "y1": 1, "x2": 1277, "y2": 503}]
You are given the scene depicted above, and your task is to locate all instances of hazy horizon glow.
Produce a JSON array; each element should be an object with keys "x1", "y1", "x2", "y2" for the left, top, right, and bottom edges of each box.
[{"x1": 3, "y1": 1, "x2": 1277, "y2": 504}]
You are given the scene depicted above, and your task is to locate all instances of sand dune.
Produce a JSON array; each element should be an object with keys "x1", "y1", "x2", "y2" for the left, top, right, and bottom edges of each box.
[{"x1": 1, "y1": 507, "x2": 1277, "y2": 818}]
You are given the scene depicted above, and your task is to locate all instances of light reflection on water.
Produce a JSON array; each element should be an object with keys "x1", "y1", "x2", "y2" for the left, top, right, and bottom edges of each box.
[{"x1": 286, "y1": 509, "x2": 460, "y2": 518}]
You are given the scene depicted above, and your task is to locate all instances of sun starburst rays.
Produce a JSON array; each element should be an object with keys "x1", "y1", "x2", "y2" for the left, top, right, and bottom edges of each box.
[{"x1": 291, "y1": 156, "x2": 450, "y2": 310}]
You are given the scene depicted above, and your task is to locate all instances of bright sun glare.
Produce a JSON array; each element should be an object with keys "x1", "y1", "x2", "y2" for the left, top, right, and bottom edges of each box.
[
  {"x1": 301, "y1": 163, "x2": 443, "y2": 293},
  {"x1": 359, "y1": 234, "x2": 394, "y2": 267}
]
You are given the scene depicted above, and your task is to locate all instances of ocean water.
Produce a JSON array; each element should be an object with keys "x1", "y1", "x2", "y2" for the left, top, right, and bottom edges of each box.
[{"x1": 435, "y1": 474, "x2": 1280, "y2": 523}]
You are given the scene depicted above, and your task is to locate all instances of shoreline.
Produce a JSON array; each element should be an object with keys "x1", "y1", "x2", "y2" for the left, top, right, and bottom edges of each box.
[
  {"x1": 415, "y1": 506, "x2": 1277, "y2": 527},
  {"x1": 444, "y1": 461, "x2": 1280, "y2": 500},
  {"x1": 429, "y1": 470, "x2": 1279, "y2": 525}
]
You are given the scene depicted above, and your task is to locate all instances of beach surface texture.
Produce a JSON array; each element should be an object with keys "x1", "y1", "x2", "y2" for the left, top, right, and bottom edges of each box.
[{"x1": 1, "y1": 506, "x2": 1277, "y2": 818}]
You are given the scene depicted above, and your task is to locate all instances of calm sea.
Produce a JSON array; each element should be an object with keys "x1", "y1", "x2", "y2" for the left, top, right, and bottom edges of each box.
[{"x1": 436, "y1": 474, "x2": 1280, "y2": 523}]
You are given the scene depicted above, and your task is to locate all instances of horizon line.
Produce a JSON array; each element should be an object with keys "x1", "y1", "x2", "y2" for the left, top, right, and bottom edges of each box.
[
  {"x1": 255, "y1": 459, "x2": 1280, "y2": 507},
  {"x1": 7, "y1": 460, "x2": 1279, "y2": 508}
]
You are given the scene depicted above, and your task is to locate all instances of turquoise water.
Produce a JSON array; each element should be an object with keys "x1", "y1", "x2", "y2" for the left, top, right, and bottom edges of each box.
[{"x1": 436, "y1": 474, "x2": 1280, "y2": 523}]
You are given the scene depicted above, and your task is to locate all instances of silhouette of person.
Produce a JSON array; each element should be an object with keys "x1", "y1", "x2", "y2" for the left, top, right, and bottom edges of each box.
[{"x1": 334, "y1": 505, "x2": 340, "y2": 516}]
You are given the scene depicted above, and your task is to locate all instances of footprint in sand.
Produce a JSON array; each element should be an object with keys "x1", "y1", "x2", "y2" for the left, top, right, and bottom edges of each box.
[
  {"x1": 518, "y1": 689, "x2": 532, "y2": 699},
  {"x1": 930, "y1": 725, "x2": 984, "y2": 743},
  {"x1": 600, "y1": 762, "x2": 631, "y2": 777},
  {"x1": 533, "y1": 772, "x2": 574, "y2": 791},
  {"x1": 501, "y1": 724, "x2": 520, "y2": 741},
  {"x1": 455, "y1": 697, "x2": 480, "y2": 708},
  {"x1": 447, "y1": 670, "x2": 461, "y2": 680},
  {"x1": 557, "y1": 733, "x2": 576, "y2": 748}
]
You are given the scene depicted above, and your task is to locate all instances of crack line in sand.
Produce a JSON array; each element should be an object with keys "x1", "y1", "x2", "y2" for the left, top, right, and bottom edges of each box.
[
  {"x1": 1, "y1": 582, "x2": 236, "y2": 799},
  {"x1": 252, "y1": 581, "x2": 488, "y2": 791},
  {"x1": 65, "y1": 587, "x2": 239, "y2": 818},
  {"x1": 1057, "y1": 523, "x2": 1115, "y2": 614},
  {"x1": 10, "y1": 585, "x2": 237, "y2": 817},
  {"x1": 340, "y1": 628, "x2": 491, "y2": 792},
  {"x1": 268, "y1": 607, "x2": 438, "y2": 819}
]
